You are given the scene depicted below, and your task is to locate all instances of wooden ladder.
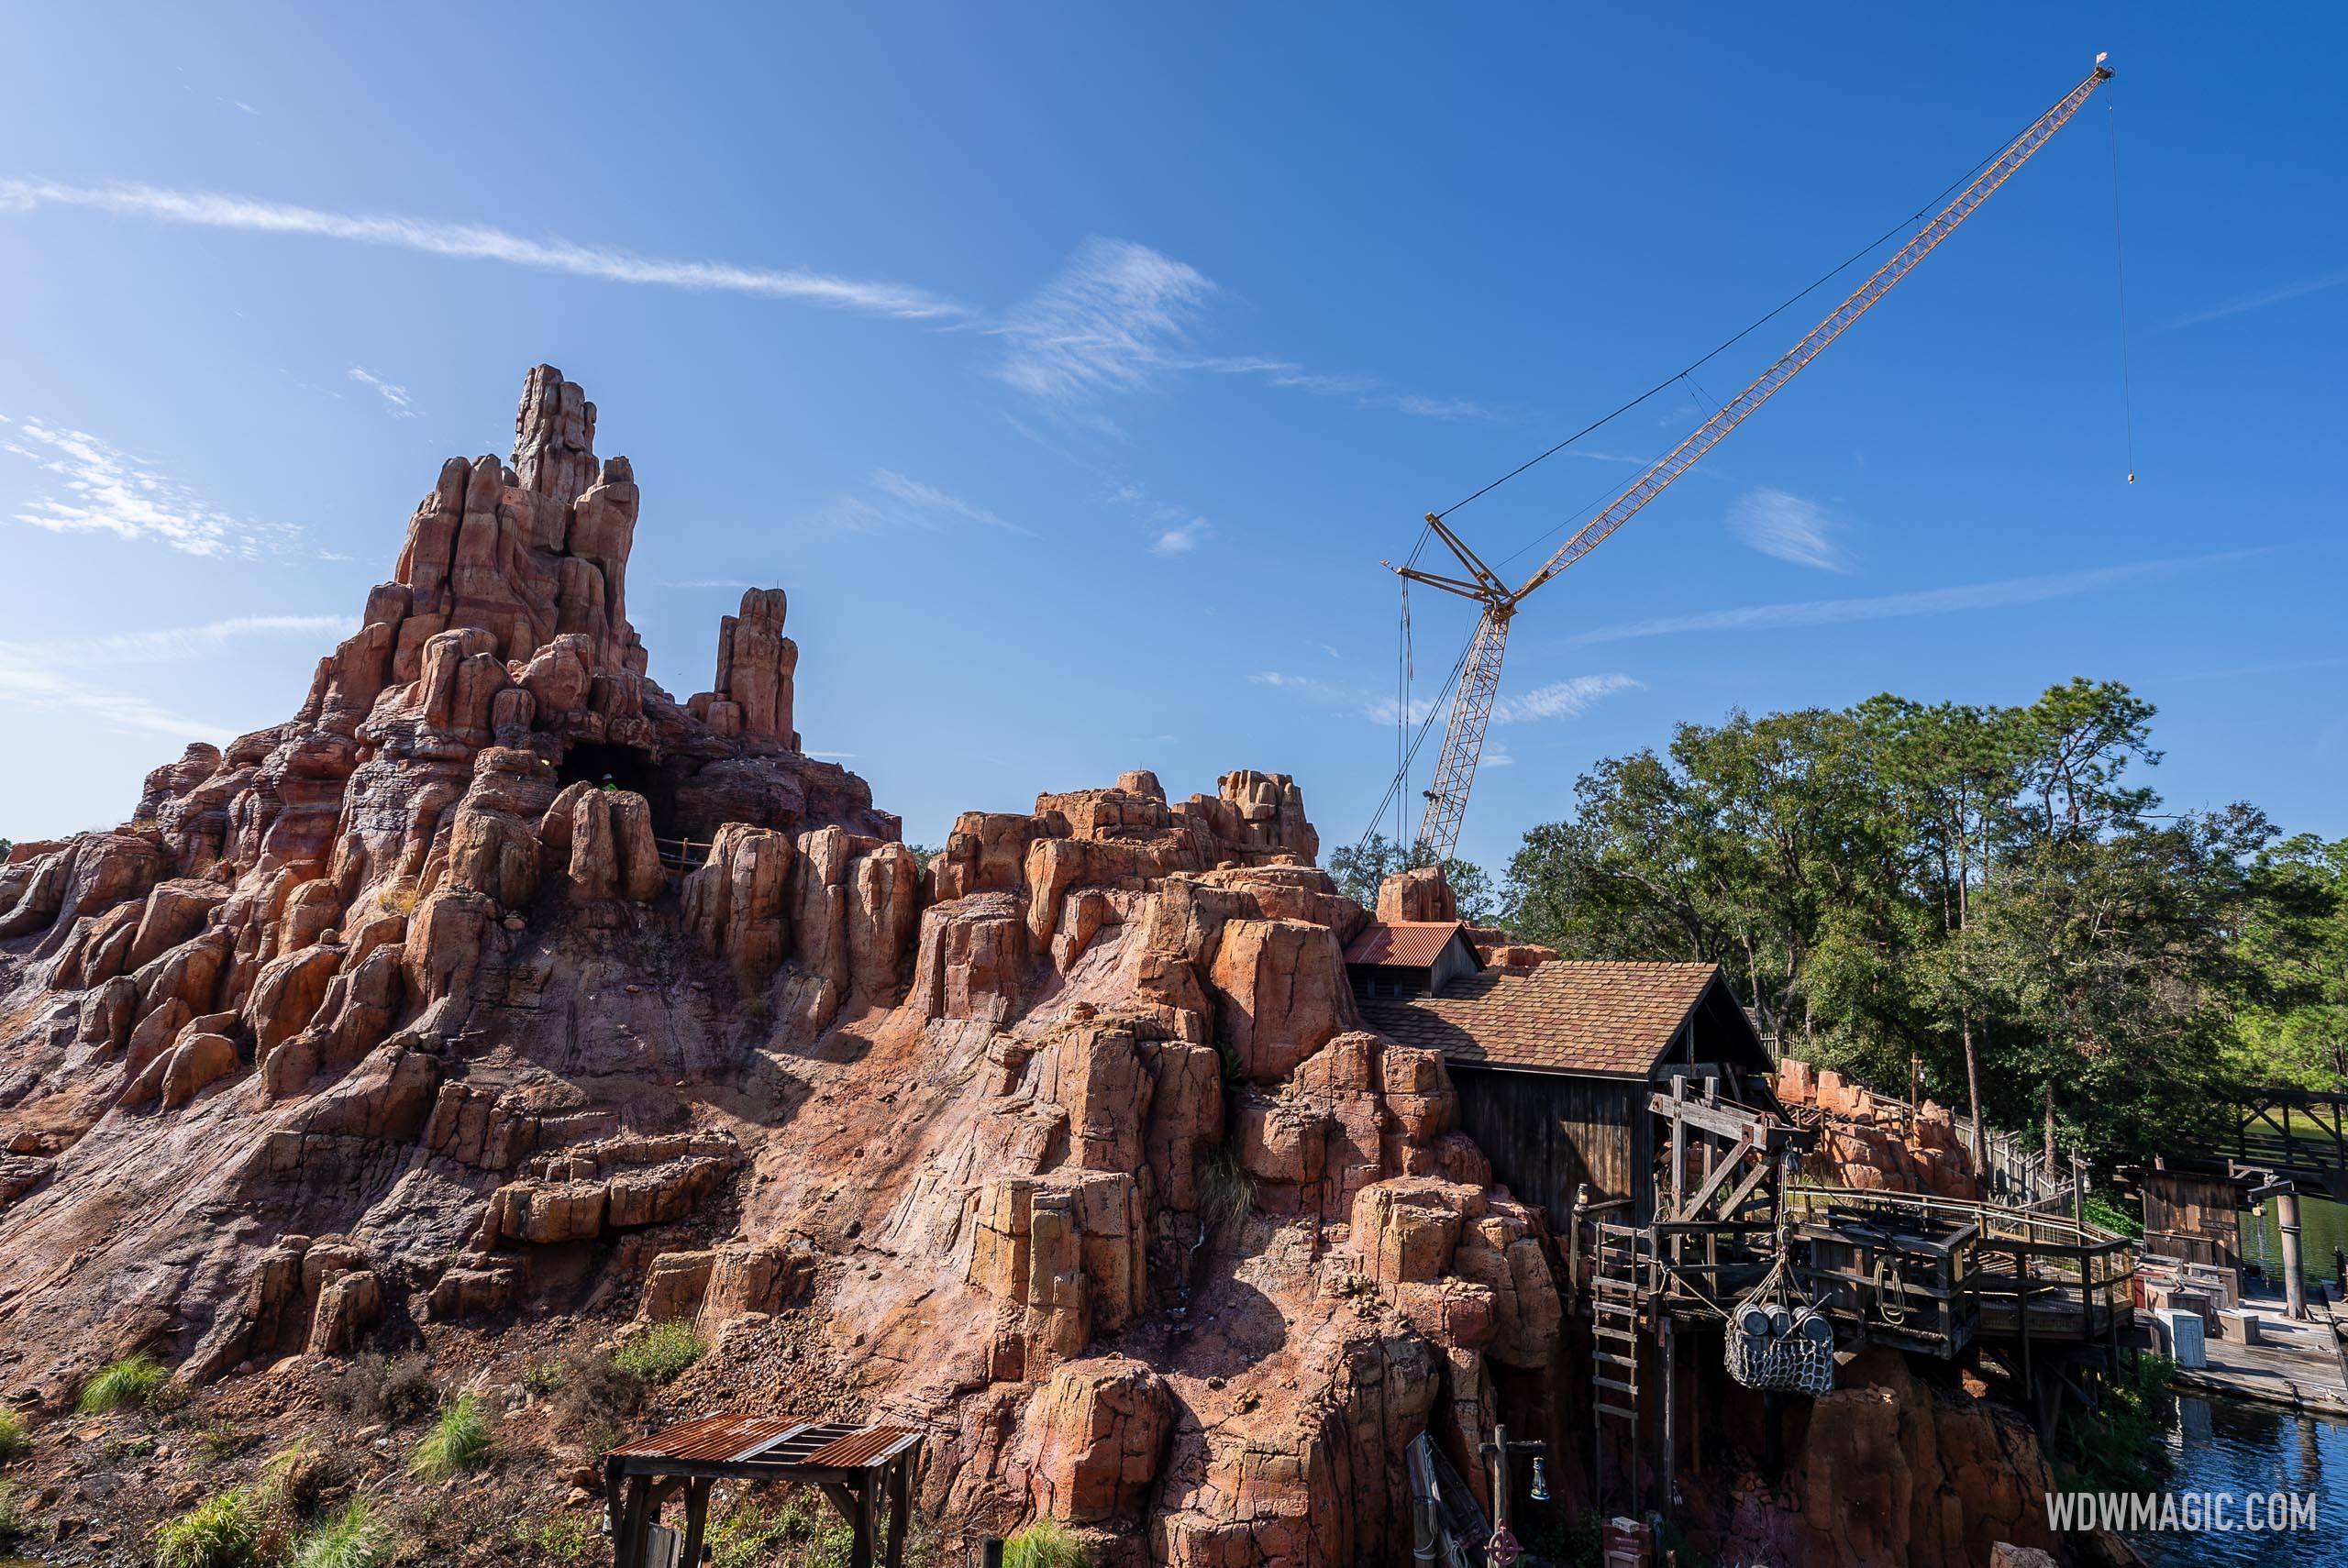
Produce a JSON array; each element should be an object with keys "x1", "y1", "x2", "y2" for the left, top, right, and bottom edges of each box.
[{"x1": 1591, "y1": 1220, "x2": 1648, "y2": 1518}]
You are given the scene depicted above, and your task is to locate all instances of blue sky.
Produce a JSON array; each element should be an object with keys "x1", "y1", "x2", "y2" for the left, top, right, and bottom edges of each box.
[{"x1": 1, "y1": 6, "x2": 2341, "y2": 873}]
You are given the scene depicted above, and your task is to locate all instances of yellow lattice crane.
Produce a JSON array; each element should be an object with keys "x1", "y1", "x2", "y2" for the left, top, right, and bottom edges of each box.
[{"x1": 1395, "y1": 58, "x2": 2113, "y2": 863}]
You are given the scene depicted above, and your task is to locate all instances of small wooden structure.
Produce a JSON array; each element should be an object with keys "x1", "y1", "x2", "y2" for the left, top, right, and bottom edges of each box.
[
  {"x1": 603, "y1": 1414, "x2": 923, "y2": 1568},
  {"x1": 1359, "y1": 958, "x2": 1783, "y2": 1225},
  {"x1": 1343, "y1": 920, "x2": 1482, "y2": 1000}
]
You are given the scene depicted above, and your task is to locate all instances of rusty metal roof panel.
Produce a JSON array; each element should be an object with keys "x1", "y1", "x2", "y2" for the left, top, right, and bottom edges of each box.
[
  {"x1": 1343, "y1": 920, "x2": 1467, "y2": 969},
  {"x1": 795, "y1": 1425, "x2": 923, "y2": 1470},
  {"x1": 607, "y1": 1412, "x2": 806, "y2": 1463}
]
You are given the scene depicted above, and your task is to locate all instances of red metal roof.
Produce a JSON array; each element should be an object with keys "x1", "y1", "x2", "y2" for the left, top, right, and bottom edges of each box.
[
  {"x1": 1361, "y1": 960, "x2": 1726, "y2": 1077},
  {"x1": 606, "y1": 1411, "x2": 804, "y2": 1463},
  {"x1": 796, "y1": 1425, "x2": 923, "y2": 1469},
  {"x1": 1343, "y1": 920, "x2": 1468, "y2": 968}
]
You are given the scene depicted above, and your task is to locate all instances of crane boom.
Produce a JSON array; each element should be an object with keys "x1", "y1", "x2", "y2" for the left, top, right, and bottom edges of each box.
[{"x1": 1398, "y1": 59, "x2": 2113, "y2": 864}]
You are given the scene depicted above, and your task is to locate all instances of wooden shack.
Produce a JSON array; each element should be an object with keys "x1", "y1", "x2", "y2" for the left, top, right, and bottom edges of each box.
[
  {"x1": 1343, "y1": 919, "x2": 1482, "y2": 1000},
  {"x1": 1358, "y1": 958, "x2": 1779, "y2": 1228}
]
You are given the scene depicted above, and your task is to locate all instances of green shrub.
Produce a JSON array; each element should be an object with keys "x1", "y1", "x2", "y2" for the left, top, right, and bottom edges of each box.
[
  {"x1": 76, "y1": 1353, "x2": 166, "y2": 1414},
  {"x1": 293, "y1": 1496, "x2": 392, "y2": 1568},
  {"x1": 2084, "y1": 1191, "x2": 2143, "y2": 1240},
  {"x1": 707, "y1": 1492, "x2": 850, "y2": 1568},
  {"x1": 409, "y1": 1394, "x2": 492, "y2": 1480},
  {"x1": 2054, "y1": 1353, "x2": 2176, "y2": 1494},
  {"x1": 529, "y1": 1511, "x2": 601, "y2": 1562},
  {"x1": 153, "y1": 1487, "x2": 263, "y2": 1568},
  {"x1": 520, "y1": 1358, "x2": 567, "y2": 1397},
  {"x1": 0, "y1": 1407, "x2": 29, "y2": 1463},
  {"x1": 1004, "y1": 1517, "x2": 1089, "y2": 1568},
  {"x1": 194, "y1": 1422, "x2": 250, "y2": 1464},
  {"x1": 612, "y1": 1321, "x2": 704, "y2": 1383},
  {"x1": 0, "y1": 1481, "x2": 28, "y2": 1543}
]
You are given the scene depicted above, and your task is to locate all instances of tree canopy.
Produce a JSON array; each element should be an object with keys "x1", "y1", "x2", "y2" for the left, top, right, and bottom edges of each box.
[{"x1": 1501, "y1": 679, "x2": 2331, "y2": 1173}]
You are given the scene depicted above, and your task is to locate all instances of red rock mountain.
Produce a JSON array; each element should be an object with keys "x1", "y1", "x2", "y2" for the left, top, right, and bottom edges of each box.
[{"x1": 0, "y1": 368, "x2": 1576, "y2": 1562}]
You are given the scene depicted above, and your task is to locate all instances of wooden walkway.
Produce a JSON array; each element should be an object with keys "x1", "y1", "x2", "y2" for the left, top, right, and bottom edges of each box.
[{"x1": 2166, "y1": 1288, "x2": 2348, "y2": 1419}]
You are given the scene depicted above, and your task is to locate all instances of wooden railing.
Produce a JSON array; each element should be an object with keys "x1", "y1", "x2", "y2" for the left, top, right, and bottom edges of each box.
[
  {"x1": 1786, "y1": 1186, "x2": 2135, "y2": 1351},
  {"x1": 654, "y1": 836, "x2": 712, "y2": 871}
]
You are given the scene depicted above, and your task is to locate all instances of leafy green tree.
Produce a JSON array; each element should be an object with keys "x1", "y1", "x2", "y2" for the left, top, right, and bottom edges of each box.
[
  {"x1": 1503, "y1": 677, "x2": 2292, "y2": 1174},
  {"x1": 2229, "y1": 834, "x2": 2348, "y2": 1088},
  {"x1": 1329, "y1": 833, "x2": 1498, "y2": 923}
]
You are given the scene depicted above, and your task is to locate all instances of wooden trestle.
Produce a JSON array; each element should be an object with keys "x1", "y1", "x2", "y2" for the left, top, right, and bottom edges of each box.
[{"x1": 603, "y1": 1414, "x2": 923, "y2": 1568}]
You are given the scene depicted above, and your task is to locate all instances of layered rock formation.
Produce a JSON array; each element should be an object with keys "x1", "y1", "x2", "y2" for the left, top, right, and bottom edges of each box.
[
  {"x1": 0, "y1": 369, "x2": 2069, "y2": 1568},
  {"x1": 1776, "y1": 1060, "x2": 1984, "y2": 1201},
  {"x1": 0, "y1": 369, "x2": 1570, "y2": 1565}
]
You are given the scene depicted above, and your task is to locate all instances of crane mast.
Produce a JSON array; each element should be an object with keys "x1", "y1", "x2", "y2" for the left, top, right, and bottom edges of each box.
[{"x1": 1399, "y1": 59, "x2": 2113, "y2": 864}]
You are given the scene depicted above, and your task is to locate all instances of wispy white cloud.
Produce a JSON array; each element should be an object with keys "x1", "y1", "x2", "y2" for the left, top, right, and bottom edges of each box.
[
  {"x1": 1490, "y1": 672, "x2": 1642, "y2": 722},
  {"x1": 996, "y1": 237, "x2": 1215, "y2": 402},
  {"x1": 869, "y1": 469, "x2": 1027, "y2": 534},
  {"x1": 1267, "y1": 668, "x2": 1636, "y2": 728},
  {"x1": 2156, "y1": 267, "x2": 2348, "y2": 333},
  {"x1": 0, "y1": 615, "x2": 346, "y2": 741},
  {"x1": 16, "y1": 613, "x2": 354, "y2": 667},
  {"x1": 3, "y1": 419, "x2": 293, "y2": 556},
  {"x1": 1727, "y1": 487, "x2": 1851, "y2": 573},
  {"x1": 0, "y1": 177, "x2": 966, "y2": 320},
  {"x1": 0, "y1": 647, "x2": 230, "y2": 742},
  {"x1": 1570, "y1": 552, "x2": 2261, "y2": 645},
  {"x1": 348, "y1": 367, "x2": 420, "y2": 418},
  {"x1": 653, "y1": 579, "x2": 762, "y2": 591},
  {"x1": 997, "y1": 237, "x2": 1495, "y2": 420},
  {"x1": 817, "y1": 469, "x2": 1033, "y2": 536},
  {"x1": 1151, "y1": 515, "x2": 1211, "y2": 556}
]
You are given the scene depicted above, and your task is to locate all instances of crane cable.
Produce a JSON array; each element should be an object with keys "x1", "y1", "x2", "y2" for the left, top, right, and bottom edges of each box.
[
  {"x1": 2107, "y1": 96, "x2": 2139, "y2": 483},
  {"x1": 1363, "y1": 74, "x2": 2105, "y2": 861}
]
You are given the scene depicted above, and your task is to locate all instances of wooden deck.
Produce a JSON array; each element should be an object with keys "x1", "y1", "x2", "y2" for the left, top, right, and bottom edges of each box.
[
  {"x1": 2165, "y1": 1288, "x2": 2348, "y2": 1419},
  {"x1": 1784, "y1": 1186, "x2": 2136, "y2": 1355}
]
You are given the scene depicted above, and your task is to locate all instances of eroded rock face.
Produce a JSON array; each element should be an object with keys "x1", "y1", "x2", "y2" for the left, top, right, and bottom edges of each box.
[
  {"x1": 1711, "y1": 1348, "x2": 2059, "y2": 1568},
  {"x1": 1776, "y1": 1060, "x2": 1983, "y2": 1200},
  {"x1": 0, "y1": 367, "x2": 2049, "y2": 1568}
]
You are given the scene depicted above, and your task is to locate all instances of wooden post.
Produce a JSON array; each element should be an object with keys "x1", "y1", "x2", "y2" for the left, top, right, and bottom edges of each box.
[
  {"x1": 884, "y1": 1456, "x2": 912, "y2": 1568},
  {"x1": 850, "y1": 1478, "x2": 879, "y2": 1568},
  {"x1": 615, "y1": 1476, "x2": 653, "y2": 1568},
  {"x1": 678, "y1": 1479, "x2": 712, "y2": 1568},
  {"x1": 1659, "y1": 1315, "x2": 1677, "y2": 1523}
]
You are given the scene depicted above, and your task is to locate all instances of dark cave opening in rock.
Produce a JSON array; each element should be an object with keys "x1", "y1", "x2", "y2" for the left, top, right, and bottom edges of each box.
[{"x1": 556, "y1": 741, "x2": 678, "y2": 838}]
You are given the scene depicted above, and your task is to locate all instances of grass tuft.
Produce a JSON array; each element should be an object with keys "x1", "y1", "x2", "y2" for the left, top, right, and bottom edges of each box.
[
  {"x1": 76, "y1": 1353, "x2": 166, "y2": 1414},
  {"x1": 1005, "y1": 1516, "x2": 1090, "y2": 1568},
  {"x1": 293, "y1": 1496, "x2": 392, "y2": 1568},
  {"x1": 1196, "y1": 1142, "x2": 1254, "y2": 1236},
  {"x1": 612, "y1": 1320, "x2": 705, "y2": 1383},
  {"x1": 409, "y1": 1393, "x2": 493, "y2": 1480},
  {"x1": 0, "y1": 1481, "x2": 27, "y2": 1543},
  {"x1": 0, "y1": 1407, "x2": 29, "y2": 1463},
  {"x1": 153, "y1": 1487, "x2": 262, "y2": 1568}
]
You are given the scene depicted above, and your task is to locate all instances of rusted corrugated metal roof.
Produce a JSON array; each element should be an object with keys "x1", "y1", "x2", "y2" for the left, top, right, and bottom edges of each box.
[
  {"x1": 796, "y1": 1425, "x2": 923, "y2": 1469},
  {"x1": 607, "y1": 1411, "x2": 804, "y2": 1463},
  {"x1": 1343, "y1": 920, "x2": 1467, "y2": 969},
  {"x1": 1362, "y1": 960, "x2": 1725, "y2": 1077}
]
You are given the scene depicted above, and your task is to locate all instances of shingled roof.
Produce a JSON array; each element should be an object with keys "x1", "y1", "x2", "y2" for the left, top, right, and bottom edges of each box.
[
  {"x1": 1342, "y1": 920, "x2": 1468, "y2": 968},
  {"x1": 1359, "y1": 959, "x2": 1728, "y2": 1077}
]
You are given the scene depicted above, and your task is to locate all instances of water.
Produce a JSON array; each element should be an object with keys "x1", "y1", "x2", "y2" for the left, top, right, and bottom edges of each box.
[
  {"x1": 2126, "y1": 1395, "x2": 2346, "y2": 1566},
  {"x1": 2236, "y1": 1191, "x2": 2348, "y2": 1289}
]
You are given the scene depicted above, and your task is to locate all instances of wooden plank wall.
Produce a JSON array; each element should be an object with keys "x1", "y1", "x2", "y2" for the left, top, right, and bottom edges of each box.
[
  {"x1": 1451, "y1": 1066, "x2": 1645, "y2": 1227},
  {"x1": 2141, "y1": 1167, "x2": 2242, "y2": 1269}
]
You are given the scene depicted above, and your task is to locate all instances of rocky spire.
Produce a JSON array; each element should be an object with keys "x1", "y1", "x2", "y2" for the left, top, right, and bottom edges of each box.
[{"x1": 512, "y1": 364, "x2": 598, "y2": 505}]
